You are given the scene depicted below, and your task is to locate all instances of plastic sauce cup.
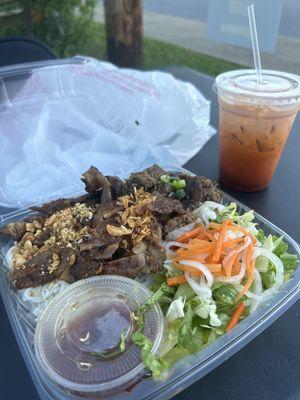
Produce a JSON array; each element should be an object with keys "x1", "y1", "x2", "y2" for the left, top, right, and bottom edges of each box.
[
  {"x1": 214, "y1": 70, "x2": 300, "y2": 192},
  {"x1": 34, "y1": 276, "x2": 164, "y2": 397}
]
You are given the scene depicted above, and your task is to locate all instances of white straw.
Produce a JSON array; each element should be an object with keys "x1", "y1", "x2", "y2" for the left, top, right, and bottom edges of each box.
[{"x1": 247, "y1": 4, "x2": 262, "y2": 85}]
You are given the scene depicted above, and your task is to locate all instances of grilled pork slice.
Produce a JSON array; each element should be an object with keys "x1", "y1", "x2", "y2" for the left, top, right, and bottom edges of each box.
[{"x1": 12, "y1": 246, "x2": 77, "y2": 289}]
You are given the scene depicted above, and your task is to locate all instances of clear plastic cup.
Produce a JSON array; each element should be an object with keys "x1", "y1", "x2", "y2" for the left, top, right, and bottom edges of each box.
[
  {"x1": 34, "y1": 275, "x2": 164, "y2": 397},
  {"x1": 214, "y1": 70, "x2": 300, "y2": 192}
]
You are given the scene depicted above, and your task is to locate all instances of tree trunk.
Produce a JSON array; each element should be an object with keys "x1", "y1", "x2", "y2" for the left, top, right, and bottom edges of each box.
[
  {"x1": 104, "y1": 0, "x2": 143, "y2": 68},
  {"x1": 22, "y1": 0, "x2": 33, "y2": 36}
]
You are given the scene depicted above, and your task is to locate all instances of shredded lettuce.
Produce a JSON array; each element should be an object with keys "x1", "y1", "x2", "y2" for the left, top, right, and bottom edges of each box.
[
  {"x1": 166, "y1": 297, "x2": 186, "y2": 323},
  {"x1": 131, "y1": 331, "x2": 165, "y2": 377},
  {"x1": 256, "y1": 229, "x2": 266, "y2": 243},
  {"x1": 130, "y1": 283, "x2": 171, "y2": 377},
  {"x1": 213, "y1": 283, "x2": 238, "y2": 306},
  {"x1": 160, "y1": 303, "x2": 211, "y2": 367},
  {"x1": 156, "y1": 296, "x2": 222, "y2": 370},
  {"x1": 217, "y1": 203, "x2": 258, "y2": 235},
  {"x1": 261, "y1": 269, "x2": 276, "y2": 289},
  {"x1": 132, "y1": 202, "x2": 299, "y2": 377},
  {"x1": 193, "y1": 297, "x2": 221, "y2": 327},
  {"x1": 273, "y1": 237, "x2": 287, "y2": 256},
  {"x1": 270, "y1": 236, "x2": 298, "y2": 279},
  {"x1": 178, "y1": 303, "x2": 194, "y2": 347},
  {"x1": 255, "y1": 231, "x2": 298, "y2": 284},
  {"x1": 255, "y1": 235, "x2": 274, "y2": 272},
  {"x1": 280, "y1": 253, "x2": 298, "y2": 280},
  {"x1": 212, "y1": 283, "x2": 243, "y2": 318},
  {"x1": 174, "y1": 283, "x2": 195, "y2": 301},
  {"x1": 184, "y1": 327, "x2": 204, "y2": 353},
  {"x1": 159, "y1": 319, "x2": 182, "y2": 358},
  {"x1": 215, "y1": 202, "x2": 236, "y2": 222},
  {"x1": 203, "y1": 329, "x2": 220, "y2": 346},
  {"x1": 218, "y1": 313, "x2": 230, "y2": 328},
  {"x1": 161, "y1": 346, "x2": 190, "y2": 365}
]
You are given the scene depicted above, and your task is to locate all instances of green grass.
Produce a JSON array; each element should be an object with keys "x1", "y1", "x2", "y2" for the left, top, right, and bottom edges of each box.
[
  {"x1": 143, "y1": 36, "x2": 242, "y2": 76},
  {"x1": 0, "y1": 16, "x2": 242, "y2": 77}
]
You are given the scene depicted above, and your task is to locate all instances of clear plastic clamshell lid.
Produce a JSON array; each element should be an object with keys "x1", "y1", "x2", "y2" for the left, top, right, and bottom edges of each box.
[
  {"x1": 34, "y1": 276, "x2": 164, "y2": 395},
  {"x1": 214, "y1": 69, "x2": 300, "y2": 105}
]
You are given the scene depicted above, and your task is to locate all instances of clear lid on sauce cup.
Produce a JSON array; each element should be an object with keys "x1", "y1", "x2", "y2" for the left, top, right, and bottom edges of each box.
[
  {"x1": 214, "y1": 69, "x2": 300, "y2": 106},
  {"x1": 34, "y1": 276, "x2": 164, "y2": 396}
]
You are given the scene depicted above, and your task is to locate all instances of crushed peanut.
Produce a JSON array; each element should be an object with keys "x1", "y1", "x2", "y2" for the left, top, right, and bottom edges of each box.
[
  {"x1": 25, "y1": 223, "x2": 35, "y2": 232},
  {"x1": 49, "y1": 253, "x2": 61, "y2": 274},
  {"x1": 12, "y1": 203, "x2": 94, "y2": 272}
]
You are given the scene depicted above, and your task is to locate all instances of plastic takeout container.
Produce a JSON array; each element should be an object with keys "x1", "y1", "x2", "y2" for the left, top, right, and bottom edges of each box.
[{"x1": 1, "y1": 189, "x2": 300, "y2": 400}]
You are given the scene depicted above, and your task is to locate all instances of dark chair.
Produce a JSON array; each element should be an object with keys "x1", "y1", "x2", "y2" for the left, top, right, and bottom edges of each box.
[{"x1": 0, "y1": 35, "x2": 56, "y2": 67}]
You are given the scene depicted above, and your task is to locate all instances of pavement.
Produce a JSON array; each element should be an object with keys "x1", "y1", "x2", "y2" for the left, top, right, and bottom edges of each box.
[
  {"x1": 142, "y1": 0, "x2": 300, "y2": 39},
  {"x1": 95, "y1": 3, "x2": 300, "y2": 74}
]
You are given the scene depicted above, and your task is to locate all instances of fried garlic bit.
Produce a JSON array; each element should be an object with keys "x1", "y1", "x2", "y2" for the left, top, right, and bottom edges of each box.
[
  {"x1": 106, "y1": 224, "x2": 132, "y2": 236},
  {"x1": 107, "y1": 188, "x2": 156, "y2": 244}
]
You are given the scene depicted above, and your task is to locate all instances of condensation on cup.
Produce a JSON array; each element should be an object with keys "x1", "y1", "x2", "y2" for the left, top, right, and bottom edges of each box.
[{"x1": 214, "y1": 70, "x2": 300, "y2": 192}]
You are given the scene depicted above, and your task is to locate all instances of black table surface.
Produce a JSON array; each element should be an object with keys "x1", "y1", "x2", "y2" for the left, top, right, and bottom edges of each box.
[{"x1": 0, "y1": 66, "x2": 300, "y2": 400}]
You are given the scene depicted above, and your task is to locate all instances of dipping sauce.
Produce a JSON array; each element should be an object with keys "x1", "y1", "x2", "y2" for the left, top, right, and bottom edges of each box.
[
  {"x1": 34, "y1": 276, "x2": 164, "y2": 397},
  {"x1": 56, "y1": 290, "x2": 137, "y2": 366}
]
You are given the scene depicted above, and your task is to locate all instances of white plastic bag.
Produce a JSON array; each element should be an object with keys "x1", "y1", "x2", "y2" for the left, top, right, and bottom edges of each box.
[{"x1": 0, "y1": 57, "x2": 215, "y2": 208}]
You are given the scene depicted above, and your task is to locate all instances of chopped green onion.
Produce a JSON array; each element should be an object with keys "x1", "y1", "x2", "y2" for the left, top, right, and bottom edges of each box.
[
  {"x1": 171, "y1": 179, "x2": 186, "y2": 190},
  {"x1": 160, "y1": 175, "x2": 171, "y2": 183},
  {"x1": 175, "y1": 189, "x2": 186, "y2": 199},
  {"x1": 119, "y1": 330, "x2": 126, "y2": 352},
  {"x1": 161, "y1": 175, "x2": 186, "y2": 199}
]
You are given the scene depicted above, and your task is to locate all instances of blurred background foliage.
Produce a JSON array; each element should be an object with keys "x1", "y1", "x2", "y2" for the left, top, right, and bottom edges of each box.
[
  {"x1": 0, "y1": 0, "x2": 97, "y2": 56},
  {"x1": 0, "y1": 0, "x2": 240, "y2": 76}
]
